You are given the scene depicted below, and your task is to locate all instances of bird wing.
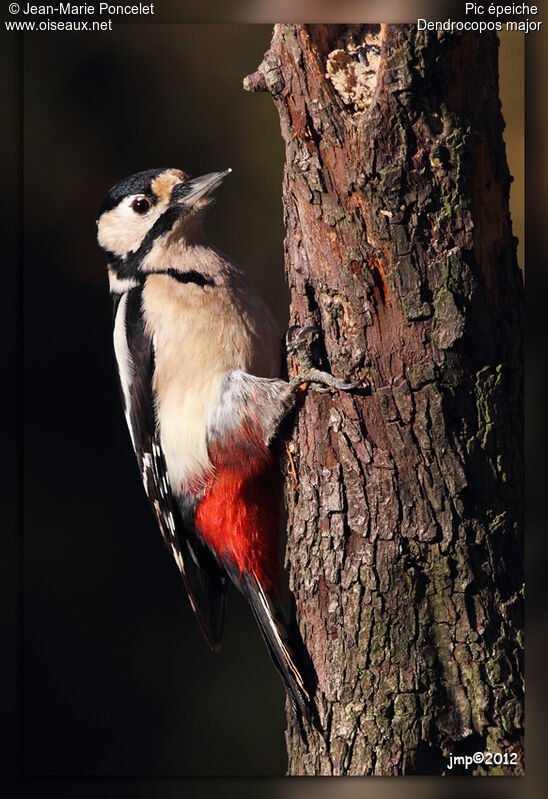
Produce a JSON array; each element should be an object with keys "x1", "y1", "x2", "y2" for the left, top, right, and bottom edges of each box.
[{"x1": 113, "y1": 286, "x2": 227, "y2": 650}]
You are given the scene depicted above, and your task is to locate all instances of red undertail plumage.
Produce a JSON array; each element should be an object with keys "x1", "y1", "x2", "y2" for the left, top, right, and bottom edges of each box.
[{"x1": 194, "y1": 428, "x2": 282, "y2": 592}]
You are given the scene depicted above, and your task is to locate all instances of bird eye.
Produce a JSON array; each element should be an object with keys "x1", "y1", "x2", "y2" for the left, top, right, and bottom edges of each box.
[{"x1": 131, "y1": 197, "x2": 152, "y2": 215}]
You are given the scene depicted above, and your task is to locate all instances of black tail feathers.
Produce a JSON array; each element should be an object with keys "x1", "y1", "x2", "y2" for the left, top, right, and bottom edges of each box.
[{"x1": 239, "y1": 571, "x2": 317, "y2": 729}]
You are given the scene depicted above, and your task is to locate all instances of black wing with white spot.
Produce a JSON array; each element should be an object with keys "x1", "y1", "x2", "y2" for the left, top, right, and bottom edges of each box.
[{"x1": 111, "y1": 285, "x2": 226, "y2": 650}]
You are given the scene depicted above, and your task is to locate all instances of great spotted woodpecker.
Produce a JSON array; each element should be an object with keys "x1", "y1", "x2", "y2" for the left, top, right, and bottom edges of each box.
[{"x1": 97, "y1": 167, "x2": 359, "y2": 720}]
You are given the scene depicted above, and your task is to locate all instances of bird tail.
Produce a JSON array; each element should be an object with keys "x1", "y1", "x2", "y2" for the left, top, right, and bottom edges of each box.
[{"x1": 239, "y1": 569, "x2": 313, "y2": 723}]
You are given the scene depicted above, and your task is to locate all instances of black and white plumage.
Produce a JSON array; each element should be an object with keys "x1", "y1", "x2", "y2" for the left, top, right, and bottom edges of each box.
[
  {"x1": 117, "y1": 281, "x2": 227, "y2": 648},
  {"x1": 97, "y1": 166, "x2": 359, "y2": 722}
]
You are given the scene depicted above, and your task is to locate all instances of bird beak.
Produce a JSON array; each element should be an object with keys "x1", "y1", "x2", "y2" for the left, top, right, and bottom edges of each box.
[{"x1": 171, "y1": 169, "x2": 232, "y2": 209}]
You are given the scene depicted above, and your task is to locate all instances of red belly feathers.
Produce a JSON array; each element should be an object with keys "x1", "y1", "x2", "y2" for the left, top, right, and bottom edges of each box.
[{"x1": 193, "y1": 427, "x2": 282, "y2": 591}]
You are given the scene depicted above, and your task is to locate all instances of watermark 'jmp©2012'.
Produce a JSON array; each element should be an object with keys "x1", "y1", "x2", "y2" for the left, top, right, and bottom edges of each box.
[{"x1": 447, "y1": 751, "x2": 520, "y2": 770}]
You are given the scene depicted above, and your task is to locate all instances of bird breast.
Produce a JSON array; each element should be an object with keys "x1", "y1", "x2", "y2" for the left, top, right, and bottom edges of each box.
[{"x1": 141, "y1": 273, "x2": 281, "y2": 491}]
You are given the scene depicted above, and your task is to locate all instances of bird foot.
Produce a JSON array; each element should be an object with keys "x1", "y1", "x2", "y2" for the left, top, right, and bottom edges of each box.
[{"x1": 286, "y1": 325, "x2": 365, "y2": 394}]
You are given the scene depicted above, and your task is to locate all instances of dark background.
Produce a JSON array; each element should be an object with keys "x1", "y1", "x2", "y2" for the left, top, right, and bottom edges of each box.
[
  {"x1": 22, "y1": 24, "x2": 289, "y2": 777},
  {"x1": 3, "y1": 20, "x2": 524, "y2": 786}
]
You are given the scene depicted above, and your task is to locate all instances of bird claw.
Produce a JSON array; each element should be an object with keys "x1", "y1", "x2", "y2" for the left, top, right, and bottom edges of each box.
[
  {"x1": 315, "y1": 378, "x2": 366, "y2": 394},
  {"x1": 285, "y1": 324, "x2": 321, "y2": 352},
  {"x1": 286, "y1": 325, "x2": 366, "y2": 395}
]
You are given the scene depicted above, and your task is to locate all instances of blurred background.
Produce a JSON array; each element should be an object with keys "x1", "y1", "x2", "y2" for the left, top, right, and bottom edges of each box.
[
  {"x1": 22, "y1": 24, "x2": 289, "y2": 778},
  {"x1": 7, "y1": 22, "x2": 523, "y2": 784}
]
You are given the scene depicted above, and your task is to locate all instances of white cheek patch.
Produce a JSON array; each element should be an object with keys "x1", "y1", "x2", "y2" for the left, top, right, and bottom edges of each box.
[{"x1": 97, "y1": 200, "x2": 165, "y2": 257}]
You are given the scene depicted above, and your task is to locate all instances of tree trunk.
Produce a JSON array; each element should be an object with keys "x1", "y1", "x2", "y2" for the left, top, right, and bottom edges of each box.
[{"x1": 244, "y1": 24, "x2": 523, "y2": 776}]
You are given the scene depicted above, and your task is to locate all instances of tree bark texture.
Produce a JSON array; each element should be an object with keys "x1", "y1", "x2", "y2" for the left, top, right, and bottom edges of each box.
[{"x1": 245, "y1": 24, "x2": 523, "y2": 776}]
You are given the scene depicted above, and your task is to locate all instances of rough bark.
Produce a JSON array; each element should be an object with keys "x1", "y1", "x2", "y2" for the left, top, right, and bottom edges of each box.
[{"x1": 245, "y1": 24, "x2": 523, "y2": 776}]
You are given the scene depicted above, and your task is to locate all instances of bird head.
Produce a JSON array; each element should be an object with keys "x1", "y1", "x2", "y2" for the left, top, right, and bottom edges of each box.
[{"x1": 96, "y1": 167, "x2": 232, "y2": 276}]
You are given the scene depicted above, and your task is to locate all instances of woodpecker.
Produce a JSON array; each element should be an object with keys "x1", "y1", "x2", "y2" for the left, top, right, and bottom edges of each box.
[{"x1": 97, "y1": 167, "x2": 359, "y2": 720}]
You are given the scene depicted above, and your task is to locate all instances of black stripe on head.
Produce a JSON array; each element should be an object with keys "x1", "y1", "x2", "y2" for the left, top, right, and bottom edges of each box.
[
  {"x1": 99, "y1": 168, "x2": 168, "y2": 215},
  {"x1": 105, "y1": 204, "x2": 183, "y2": 280}
]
